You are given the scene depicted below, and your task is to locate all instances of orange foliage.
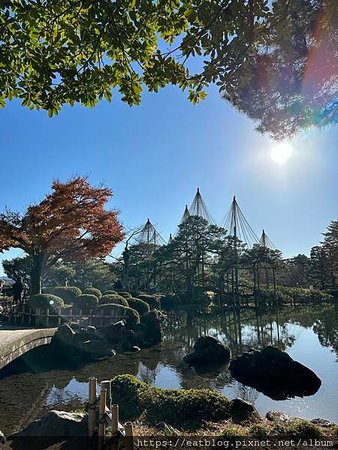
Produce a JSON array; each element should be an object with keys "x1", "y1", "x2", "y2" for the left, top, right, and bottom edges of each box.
[{"x1": 0, "y1": 177, "x2": 124, "y2": 265}]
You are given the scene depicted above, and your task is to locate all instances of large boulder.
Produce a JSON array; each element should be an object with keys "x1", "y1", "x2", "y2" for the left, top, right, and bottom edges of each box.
[
  {"x1": 10, "y1": 410, "x2": 87, "y2": 437},
  {"x1": 53, "y1": 323, "x2": 75, "y2": 342},
  {"x1": 121, "y1": 329, "x2": 140, "y2": 352},
  {"x1": 52, "y1": 324, "x2": 115, "y2": 361},
  {"x1": 97, "y1": 320, "x2": 126, "y2": 344},
  {"x1": 136, "y1": 310, "x2": 163, "y2": 346},
  {"x1": 229, "y1": 346, "x2": 321, "y2": 400},
  {"x1": 183, "y1": 336, "x2": 231, "y2": 367}
]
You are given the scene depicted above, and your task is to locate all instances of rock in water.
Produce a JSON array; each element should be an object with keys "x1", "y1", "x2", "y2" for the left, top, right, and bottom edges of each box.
[
  {"x1": 97, "y1": 320, "x2": 126, "y2": 344},
  {"x1": 52, "y1": 324, "x2": 115, "y2": 361},
  {"x1": 136, "y1": 310, "x2": 163, "y2": 346},
  {"x1": 229, "y1": 346, "x2": 321, "y2": 400},
  {"x1": 184, "y1": 336, "x2": 231, "y2": 367}
]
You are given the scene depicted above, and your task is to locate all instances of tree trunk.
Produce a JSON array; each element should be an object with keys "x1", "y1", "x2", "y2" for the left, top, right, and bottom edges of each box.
[
  {"x1": 31, "y1": 255, "x2": 44, "y2": 295},
  {"x1": 272, "y1": 267, "x2": 277, "y2": 305}
]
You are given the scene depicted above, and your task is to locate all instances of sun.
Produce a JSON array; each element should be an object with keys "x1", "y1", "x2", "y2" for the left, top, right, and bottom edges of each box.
[{"x1": 270, "y1": 142, "x2": 293, "y2": 164}]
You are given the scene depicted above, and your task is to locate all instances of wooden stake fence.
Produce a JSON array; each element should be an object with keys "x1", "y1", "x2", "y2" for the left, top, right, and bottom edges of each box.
[
  {"x1": 6, "y1": 306, "x2": 127, "y2": 328},
  {"x1": 88, "y1": 377, "x2": 137, "y2": 450}
]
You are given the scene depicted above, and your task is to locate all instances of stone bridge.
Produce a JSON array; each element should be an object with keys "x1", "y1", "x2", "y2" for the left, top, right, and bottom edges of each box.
[{"x1": 0, "y1": 327, "x2": 57, "y2": 370}]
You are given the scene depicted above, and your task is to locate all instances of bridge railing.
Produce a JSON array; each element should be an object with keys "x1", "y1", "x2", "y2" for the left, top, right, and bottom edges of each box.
[{"x1": 6, "y1": 306, "x2": 127, "y2": 328}]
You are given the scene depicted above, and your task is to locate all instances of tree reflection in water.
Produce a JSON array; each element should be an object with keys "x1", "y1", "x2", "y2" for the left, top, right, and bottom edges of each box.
[{"x1": 0, "y1": 305, "x2": 337, "y2": 435}]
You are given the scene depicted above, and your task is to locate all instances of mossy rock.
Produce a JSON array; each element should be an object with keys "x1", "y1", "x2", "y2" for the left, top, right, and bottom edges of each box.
[{"x1": 111, "y1": 375, "x2": 231, "y2": 427}]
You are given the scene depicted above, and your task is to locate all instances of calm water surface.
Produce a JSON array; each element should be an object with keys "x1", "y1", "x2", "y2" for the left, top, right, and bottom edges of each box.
[{"x1": 0, "y1": 305, "x2": 337, "y2": 435}]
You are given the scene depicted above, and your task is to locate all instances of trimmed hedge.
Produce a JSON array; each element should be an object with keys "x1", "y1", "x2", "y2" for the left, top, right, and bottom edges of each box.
[
  {"x1": 111, "y1": 375, "x2": 231, "y2": 426},
  {"x1": 103, "y1": 290, "x2": 118, "y2": 296},
  {"x1": 99, "y1": 294, "x2": 129, "y2": 307},
  {"x1": 44, "y1": 286, "x2": 81, "y2": 304},
  {"x1": 73, "y1": 294, "x2": 99, "y2": 314},
  {"x1": 28, "y1": 294, "x2": 64, "y2": 310},
  {"x1": 118, "y1": 291, "x2": 133, "y2": 298},
  {"x1": 83, "y1": 287, "x2": 102, "y2": 299},
  {"x1": 97, "y1": 303, "x2": 140, "y2": 327},
  {"x1": 137, "y1": 294, "x2": 161, "y2": 309},
  {"x1": 127, "y1": 297, "x2": 150, "y2": 316}
]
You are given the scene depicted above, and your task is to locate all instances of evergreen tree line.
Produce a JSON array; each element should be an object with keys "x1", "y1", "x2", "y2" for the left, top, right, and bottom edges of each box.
[
  {"x1": 115, "y1": 217, "x2": 338, "y2": 301},
  {"x1": 1, "y1": 218, "x2": 337, "y2": 301}
]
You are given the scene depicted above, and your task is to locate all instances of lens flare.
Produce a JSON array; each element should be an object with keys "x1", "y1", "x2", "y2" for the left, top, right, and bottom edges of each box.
[{"x1": 270, "y1": 143, "x2": 293, "y2": 164}]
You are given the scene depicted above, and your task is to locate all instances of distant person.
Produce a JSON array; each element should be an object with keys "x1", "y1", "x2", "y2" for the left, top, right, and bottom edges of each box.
[{"x1": 12, "y1": 277, "x2": 24, "y2": 306}]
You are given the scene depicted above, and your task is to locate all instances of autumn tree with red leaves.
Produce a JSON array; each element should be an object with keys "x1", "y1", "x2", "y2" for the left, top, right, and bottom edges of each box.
[{"x1": 0, "y1": 177, "x2": 124, "y2": 295}]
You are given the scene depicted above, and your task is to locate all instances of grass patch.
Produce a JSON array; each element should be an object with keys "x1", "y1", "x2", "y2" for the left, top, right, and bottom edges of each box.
[{"x1": 274, "y1": 420, "x2": 323, "y2": 439}]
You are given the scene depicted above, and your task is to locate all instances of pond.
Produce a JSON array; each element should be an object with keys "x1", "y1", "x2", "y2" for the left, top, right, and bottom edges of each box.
[{"x1": 0, "y1": 305, "x2": 337, "y2": 435}]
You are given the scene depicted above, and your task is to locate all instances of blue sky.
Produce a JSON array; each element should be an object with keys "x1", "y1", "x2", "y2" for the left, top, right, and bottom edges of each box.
[{"x1": 0, "y1": 84, "x2": 337, "y2": 274}]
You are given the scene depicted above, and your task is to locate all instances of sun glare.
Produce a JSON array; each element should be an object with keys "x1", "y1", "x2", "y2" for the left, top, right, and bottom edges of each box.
[{"x1": 270, "y1": 142, "x2": 293, "y2": 164}]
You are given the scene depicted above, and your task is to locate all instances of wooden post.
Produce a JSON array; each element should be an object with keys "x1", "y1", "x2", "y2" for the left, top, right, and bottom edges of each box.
[
  {"x1": 88, "y1": 377, "x2": 97, "y2": 438},
  {"x1": 57, "y1": 308, "x2": 62, "y2": 326},
  {"x1": 46, "y1": 308, "x2": 50, "y2": 328},
  {"x1": 111, "y1": 404, "x2": 119, "y2": 436},
  {"x1": 110, "y1": 404, "x2": 119, "y2": 450},
  {"x1": 28, "y1": 308, "x2": 32, "y2": 326},
  {"x1": 98, "y1": 388, "x2": 107, "y2": 449},
  {"x1": 124, "y1": 422, "x2": 134, "y2": 450},
  {"x1": 101, "y1": 380, "x2": 112, "y2": 410},
  {"x1": 101, "y1": 309, "x2": 104, "y2": 327}
]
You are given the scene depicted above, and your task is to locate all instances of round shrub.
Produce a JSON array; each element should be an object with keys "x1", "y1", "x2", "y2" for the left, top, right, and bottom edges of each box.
[
  {"x1": 44, "y1": 286, "x2": 81, "y2": 304},
  {"x1": 97, "y1": 303, "x2": 140, "y2": 327},
  {"x1": 127, "y1": 297, "x2": 150, "y2": 316},
  {"x1": 118, "y1": 291, "x2": 132, "y2": 298},
  {"x1": 103, "y1": 290, "x2": 118, "y2": 296},
  {"x1": 73, "y1": 294, "x2": 98, "y2": 314},
  {"x1": 99, "y1": 294, "x2": 129, "y2": 307},
  {"x1": 83, "y1": 287, "x2": 102, "y2": 299},
  {"x1": 28, "y1": 294, "x2": 64, "y2": 311},
  {"x1": 137, "y1": 294, "x2": 161, "y2": 309}
]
